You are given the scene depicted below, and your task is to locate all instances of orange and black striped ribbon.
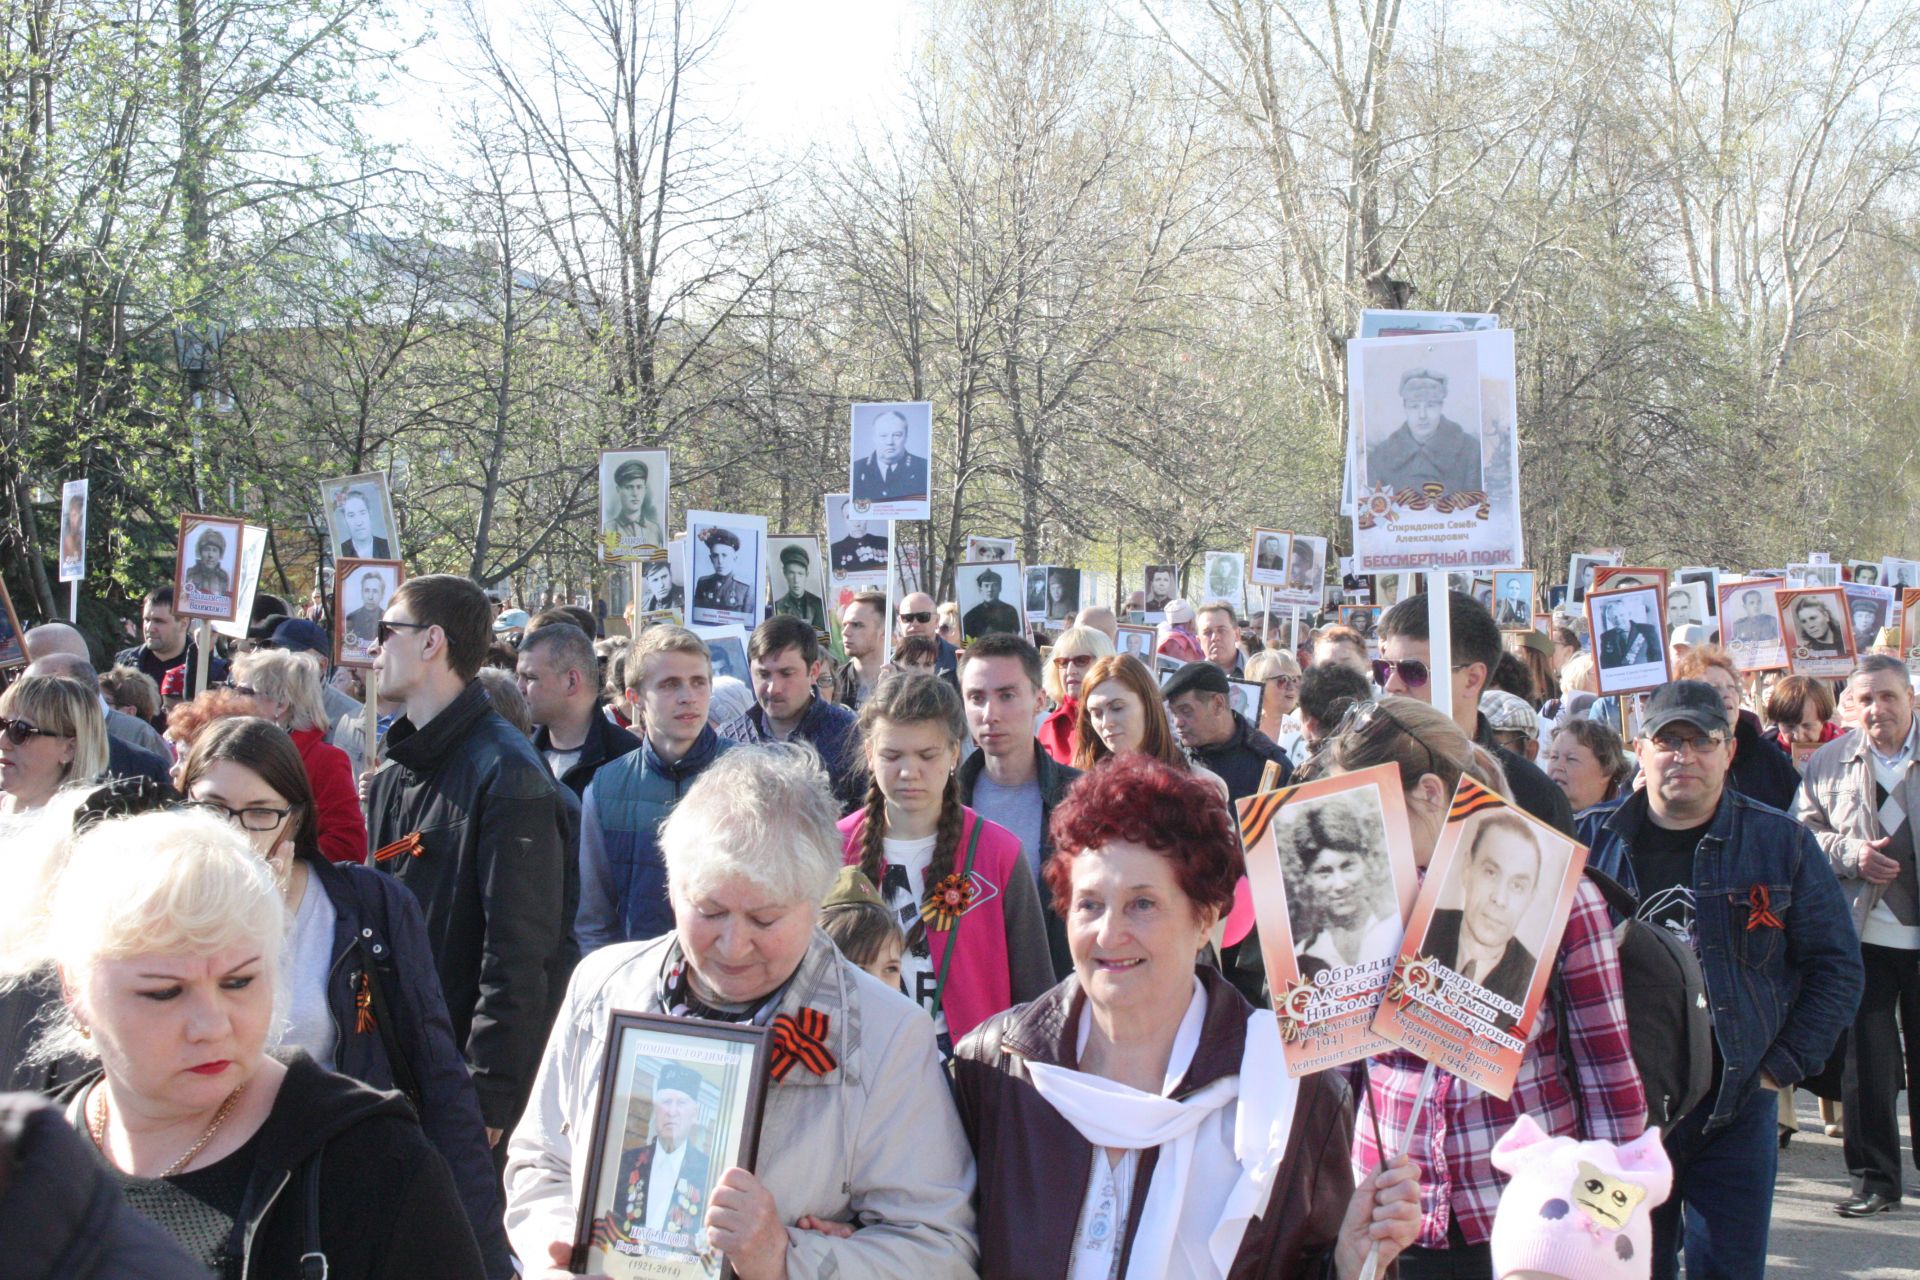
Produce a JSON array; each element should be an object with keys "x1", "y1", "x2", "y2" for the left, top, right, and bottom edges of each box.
[
  {"x1": 1447, "y1": 776, "x2": 1508, "y2": 822},
  {"x1": 769, "y1": 1009, "x2": 836, "y2": 1082},
  {"x1": 372, "y1": 831, "x2": 424, "y2": 863}
]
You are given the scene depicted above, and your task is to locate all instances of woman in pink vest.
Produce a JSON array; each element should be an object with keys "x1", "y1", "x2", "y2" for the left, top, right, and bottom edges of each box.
[{"x1": 840, "y1": 673, "x2": 1054, "y2": 1048}]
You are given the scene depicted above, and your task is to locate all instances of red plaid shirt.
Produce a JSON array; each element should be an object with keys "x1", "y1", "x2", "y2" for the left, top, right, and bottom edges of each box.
[{"x1": 1351, "y1": 877, "x2": 1646, "y2": 1247}]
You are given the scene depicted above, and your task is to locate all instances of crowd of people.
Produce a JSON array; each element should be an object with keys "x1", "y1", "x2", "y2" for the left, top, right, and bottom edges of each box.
[{"x1": 0, "y1": 564, "x2": 1905, "y2": 1280}]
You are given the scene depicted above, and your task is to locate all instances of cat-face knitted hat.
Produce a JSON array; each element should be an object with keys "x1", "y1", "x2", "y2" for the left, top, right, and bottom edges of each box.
[{"x1": 1489, "y1": 1115, "x2": 1672, "y2": 1280}]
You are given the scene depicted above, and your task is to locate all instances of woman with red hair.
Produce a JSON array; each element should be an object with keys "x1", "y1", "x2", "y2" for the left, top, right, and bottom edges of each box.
[
  {"x1": 1071, "y1": 654, "x2": 1229, "y2": 800},
  {"x1": 952, "y1": 753, "x2": 1420, "y2": 1278}
]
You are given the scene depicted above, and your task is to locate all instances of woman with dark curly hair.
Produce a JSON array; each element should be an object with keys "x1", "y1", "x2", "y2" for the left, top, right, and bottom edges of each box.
[
  {"x1": 952, "y1": 752, "x2": 1420, "y2": 1279},
  {"x1": 1283, "y1": 798, "x2": 1399, "y2": 979}
]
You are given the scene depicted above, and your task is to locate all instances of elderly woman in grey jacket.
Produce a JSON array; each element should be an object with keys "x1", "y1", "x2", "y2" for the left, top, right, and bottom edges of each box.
[{"x1": 505, "y1": 743, "x2": 978, "y2": 1280}]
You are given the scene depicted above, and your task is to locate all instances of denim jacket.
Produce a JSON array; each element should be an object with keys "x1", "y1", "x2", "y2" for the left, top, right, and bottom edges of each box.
[{"x1": 1580, "y1": 787, "x2": 1862, "y2": 1131}]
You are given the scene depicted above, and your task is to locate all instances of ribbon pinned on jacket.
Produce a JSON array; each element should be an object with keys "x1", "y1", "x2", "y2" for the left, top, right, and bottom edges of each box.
[
  {"x1": 373, "y1": 831, "x2": 425, "y2": 863},
  {"x1": 769, "y1": 1009, "x2": 836, "y2": 1082},
  {"x1": 1746, "y1": 884, "x2": 1784, "y2": 931}
]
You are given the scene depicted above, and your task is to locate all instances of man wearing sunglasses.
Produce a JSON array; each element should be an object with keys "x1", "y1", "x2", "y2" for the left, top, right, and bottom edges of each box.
[
  {"x1": 1582, "y1": 680, "x2": 1861, "y2": 1277},
  {"x1": 1377, "y1": 591, "x2": 1575, "y2": 835},
  {"x1": 896, "y1": 591, "x2": 958, "y2": 684},
  {"x1": 366, "y1": 573, "x2": 572, "y2": 1155}
]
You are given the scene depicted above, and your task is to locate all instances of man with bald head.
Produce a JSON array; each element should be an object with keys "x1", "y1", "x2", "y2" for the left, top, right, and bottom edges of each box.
[
  {"x1": 22, "y1": 650, "x2": 171, "y2": 788},
  {"x1": 25, "y1": 624, "x2": 170, "y2": 759},
  {"x1": 896, "y1": 590, "x2": 958, "y2": 683},
  {"x1": 1073, "y1": 606, "x2": 1118, "y2": 645}
]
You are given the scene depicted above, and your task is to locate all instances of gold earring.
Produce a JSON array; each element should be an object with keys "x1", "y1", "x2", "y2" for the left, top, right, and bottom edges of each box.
[{"x1": 77, "y1": 1023, "x2": 90, "y2": 1039}]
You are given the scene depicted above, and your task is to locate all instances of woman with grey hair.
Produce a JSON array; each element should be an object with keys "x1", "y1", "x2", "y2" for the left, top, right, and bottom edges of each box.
[{"x1": 506, "y1": 743, "x2": 979, "y2": 1279}]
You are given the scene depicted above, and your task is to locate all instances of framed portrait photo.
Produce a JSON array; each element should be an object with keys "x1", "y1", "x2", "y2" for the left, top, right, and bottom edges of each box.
[
  {"x1": 57, "y1": 478, "x2": 88, "y2": 584},
  {"x1": 847, "y1": 401, "x2": 933, "y2": 521},
  {"x1": 211, "y1": 526, "x2": 271, "y2": 640},
  {"x1": 1249, "y1": 527, "x2": 1290, "y2": 588},
  {"x1": 1226, "y1": 677, "x2": 1263, "y2": 725},
  {"x1": 172, "y1": 514, "x2": 246, "y2": 621},
  {"x1": 686, "y1": 512, "x2": 767, "y2": 630},
  {"x1": 824, "y1": 493, "x2": 889, "y2": 590},
  {"x1": 1788, "y1": 562, "x2": 1841, "y2": 589},
  {"x1": 1591, "y1": 565, "x2": 1667, "y2": 596},
  {"x1": 1202, "y1": 551, "x2": 1246, "y2": 615},
  {"x1": 766, "y1": 536, "x2": 830, "y2": 638},
  {"x1": 1041, "y1": 566, "x2": 1083, "y2": 623},
  {"x1": 1663, "y1": 579, "x2": 1710, "y2": 637},
  {"x1": 1717, "y1": 578, "x2": 1788, "y2": 672},
  {"x1": 964, "y1": 534, "x2": 1016, "y2": 563},
  {"x1": 334, "y1": 559, "x2": 405, "y2": 669},
  {"x1": 1902, "y1": 589, "x2": 1920, "y2": 677},
  {"x1": 1566, "y1": 552, "x2": 1619, "y2": 604},
  {"x1": 1676, "y1": 567, "x2": 1721, "y2": 617},
  {"x1": 635, "y1": 542, "x2": 688, "y2": 625},
  {"x1": 1844, "y1": 582, "x2": 1895, "y2": 653},
  {"x1": 1847, "y1": 559, "x2": 1883, "y2": 587},
  {"x1": 1584, "y1": 584, "x2": 1669, "y2": 695},
  {"x1": 1339, "y1": 605, "x2": 1381, "y2": 642},
  {"x1": 1140, "y1": 563, "x2": 1179, "y2": 621},
  {"x1": 1490, "y1": 570, "x2": 1535, "y2": 630},
  {"x1": 1880, "y1": 557, "x2": 1920, "y2": 591},
  {"x1": 319, "y1": 471, "x2": 399, "y2": 564},
  {"x1": 1115, "y1": 622, "x2": 1157, "y2": 663},
  {"x1": 1777, "y1": 587, "x2": 1855, "y2": 677},
  {"x1": 599, "y1": 448, "x2": 671, "y2": 563},
  {"x1": 572, "y1": 1011, "x2": 771, "y2": 1280},
  {"x1": 953, "y1": 560, "x2": 1025, "y2": 642},
  {"x1": 691, "y1": 624, "x2": 751, "y2": 686},
  {"x1": 0, "y1": 574, "x2": 25, "y2": 669},
  {"x1": 1270, "y1": 533, "x2": 1327, "y2": 608}
]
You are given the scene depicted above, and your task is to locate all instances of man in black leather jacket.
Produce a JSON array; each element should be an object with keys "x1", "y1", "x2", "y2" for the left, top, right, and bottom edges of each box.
[{"x1": 365, "y1": 574, "x2": 571, "y2": 1150}]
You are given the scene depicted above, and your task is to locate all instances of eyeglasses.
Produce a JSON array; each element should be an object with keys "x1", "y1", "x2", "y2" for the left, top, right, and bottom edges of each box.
[
  {"x1": 1268, "y1": 674, "x2": 1301, "y2": 690},
  {"x1": 375, "y1": 620, "x2": 433, "y2": 646},
  {"x1": 181, "y1": 799, "x2": 295, "y2": 832},
  {"x1": 214, "y1": 681, "x2": 259, "y2": 698},
  {"x1": 1330, "y1": 698, "x2": 1443, "y2": 780},
  {"x1": 1371, "y1": 657, "x2": 1472, "y2": 689},
  {"x1": 0, "y1": 717, "x2": 67, "y2": 747},
  {"x1": 897, "y1": 611, "x2": 934, "y2": 625},
  {"x1": 1052, "y1": 653, "x2": 1096, "y2": 670},
  {"x1": 1648, "y1": 731, "x2": 1727, "y2": 758}
]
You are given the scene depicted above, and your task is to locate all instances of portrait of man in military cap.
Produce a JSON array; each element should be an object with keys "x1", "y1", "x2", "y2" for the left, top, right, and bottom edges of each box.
[
  {"x1": 687, "y1": 510, "x2": 765, "y2": 629},
  {"x1": 768, "y1": 536, "x2": 828, "y2": 633},
  {"x1": 1364, "y1": 364, "x2": 1484, "y2": 497},
  {"x1": 956, "y1": 561, "x2": 1022, "y2": 639},
  {"x1": 599, "y1": 448, "x2": 670, "y2": 561}
]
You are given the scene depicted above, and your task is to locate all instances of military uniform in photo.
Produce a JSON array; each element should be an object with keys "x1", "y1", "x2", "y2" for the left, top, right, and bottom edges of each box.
[
  {"x1": 693, "y1": 528, "x2": 754, "y2": 615},
  {"x1": 1600, "y1": 618, "x2": 1661, "y2": 669},
  {"x1": 852, "y1": 448, "x2": 928, "y2": 503},
  {"x1": 345, "y1": 599, "x2": 382, "y2": 650},
  {"x1": 1366, "y1": 368, "x2": 1483, "y2": 496},
  {"x1": 831, "y1": 528, "x2": 889, "y2": 576},
  {"x1": 772, "y1": 545, "x2": 827, "y2": 632},
  {"x1": 605, "y1": 458, "x2": 666, "y2": 550},
  {"x1": 962, "y1": 569, "x2": 1021, "y2": 639}
]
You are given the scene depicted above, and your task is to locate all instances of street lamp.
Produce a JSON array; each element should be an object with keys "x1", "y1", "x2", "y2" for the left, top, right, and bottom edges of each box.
[{"x1": 173, "y1": 320, "x2": 227, "y2": 509}]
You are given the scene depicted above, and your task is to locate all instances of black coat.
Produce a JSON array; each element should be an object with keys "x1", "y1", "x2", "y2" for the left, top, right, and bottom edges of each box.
[
  {"x1": 104, "y1": 736, "x2": 172, "y2": 789},
  {"x1": 56, "y1": 1054, "x2": 483, "y2": 1279},
  {"x1": 532, "y1": 710, "x2": 641, "y2": 800},
  {"x1": 0, "y1": 969, "x2": 88, "y2": 1096},
  {"x1": 1423, "y1": 908, "x2": 1535, "y2": 1030},
  {"x1": 366, "y1": 680, "x2": 570, "y2": 1130},
  {"x1": 1477, "y1": 713, "x2": 1576, "y2": 836},
  {"x1": 1729, "y1": 708, "x2": 1800, "y2": 813},
  {"x1": 305, "y1": 854, "x2": 513, "y2": 1277},
  {"x1": 959, "y1": 743, "x2": 1082, "y2": 980},
  {"x1": 0, "y1": 1092, "x2": 206, "y2": 1279},
  {"x1": 1191, "y1": 712, "x2": 1294, "y2": 803}
]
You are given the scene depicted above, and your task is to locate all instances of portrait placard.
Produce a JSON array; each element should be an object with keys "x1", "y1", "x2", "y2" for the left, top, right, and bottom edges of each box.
[
  {"x1": 572, "y1": 1011, "x2": 769, "y2": 1280},
  {"x1": 57, "y1": 479, "x2": 88, "y2": 584},
  {"x1": 1903, "y1": 589, "x2": 1920, "y2": 678},
  {"x1": 1787, "y1": 562, "x2": 1840, "y2": 588},
  {"x1": 1663, "y1": 580, "x2": 1710, "y2": 637},
  {"x1": 1249, "y1": 528, "x2": 1290, "y2": 588},
  {"x1": 1339, "y1": 605, "x2": 1381, "y2": 643},
  {"x1": 319, "y1": 472, "x2": 398, "y2": 563},
  {"x1": 1567, "y1": 552, "x2": 1619, "y2": 604},
  {"x1": 686, "y1": 512, "x2": 767, "y2": 630},
  {"x1": 1240, "y1": 764, "x2": 1420, "y2": 1074},
  {"x1": 1270, "y1": 533, "x2": 1327, "y2": 609},
  {"x1": 1355, "y1": 309, "x2": 1500, "y2": 339},
  {"x1": 1491, "y1": 570, "x2": 1535, "y2": 630},
  {"x1": 1718, "y1": 578, "x2": 1788, "y2": 671},
  {"x1": 334, "y1": 559, "x2": 405, "y2": 669},
  {"x1": 636, "y1": 541, "x2": 687, "y2": 626},
  {"x1": 1226, "y1": 678, "x2": 1263, "y2": 725},
  {"x1": 692, "y1": 624, "x2": 751, "y2": 685},
  {"x1": 172, "y1": 514, "x2": 245, "y2": 621},
  {"x1": 964, "y1": 535, "x2": 1016, "y2": 563},
  {"x1": 599, "y1": 448, "x2": 671, "y2": 563},
  {"x1": 1347, "y1": 329, "x2": 1522, "y2": 572},
  {"x1": 847, "y1": 401, "x2": 932, "y2": 521},
  {"x1": 1372, "y1": 572, "x2": 1408, "y2": 611},
  {"x1": 1881, "y1": 557, "x2": 1920, "y2": 591},
  {"x1": 1843, "y1": 582, "x2": 1895, "y2": 652},
  {"x1": 1591, "y1": 565, "x2": 1667, "y2": 596},
  {"x1": 1027, "y1": 565, "x2": 1081, "y2": 623},
  {"x1": 1471, "y1": 578, "x2": 1494, "y2": 611},
  {"x1": 766, "y1": 536, "x2": 829, "y2": 638},
  {"x1": 0, "y1": 575, "x2": 25, "y2": 669},
  {"x1": 890, "y1": 542, "x2": 927, "y2": 601},
  {"x1": 953, "y1": 561, "x2": 1024, "y2": 642},
  {"x1": 1140, "y1": 563, "x2": 1179, "y2": 621},
  {"x1": 1848, "y1": 559, "x2": 1884, "y2": 587},
  {"x1": 1201, "y1": 552, "x2": 1246, "y2": 615},
  {"x1": 1115, "y1": 622, "x2": 1157, "y2": 663},
  {"x1": 1585, "y1": 585, "x2": 1668, "y2": 695},
  {"x1": 1777, "y1": 587, "x2": 1855, "y2": 677},
  {"x1": 824, "y1": 492, "x2": 889, "y2": 599},
  {"x1": 1372, "y1": 777, "x2": 1589, "y2": 1098},
  {"x1": 1676, "y1": 567, "x2": 1721, "y2": 617},
  {"x1": 211, "y1": 525, "x2": 270, "y2": 639}
]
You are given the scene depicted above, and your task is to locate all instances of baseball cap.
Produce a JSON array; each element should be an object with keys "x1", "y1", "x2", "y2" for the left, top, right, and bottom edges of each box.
[
  {"x1": 492, "y1": 608, "x2": 531, "y2": 634},
  {"x1": 1161, "y1": 660, "x2": 1231, "y2": 701},
  {"x1": 1479, "y1": 690, "x2": 1538, "y2": 741},
  {"x1": 267, "y1": 617, "x2": 330, "y2": 654},
  {"x1": 1164, "y1": 599, "x2": 1196, "y2": 627},
  {"x1": 1641, "y1": 680, "x2": 1730, "y2": 738},
  {"x1": 247, "y1": 612, "x2": 288, "y2": 643},
  {"x1": 1670, "y1": 623, "x2": 1710, "y2": 650}
]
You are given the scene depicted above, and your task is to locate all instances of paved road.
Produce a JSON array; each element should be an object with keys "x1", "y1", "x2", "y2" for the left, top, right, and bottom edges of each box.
[{"x1": 1767, "y1": 1092, "x2": 1917, "y2": 1278}]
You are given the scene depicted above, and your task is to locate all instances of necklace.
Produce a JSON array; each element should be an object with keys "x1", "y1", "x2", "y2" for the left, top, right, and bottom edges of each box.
[{"x1": 89, "y1": 1078, "x2": 248, "y2": 1177}]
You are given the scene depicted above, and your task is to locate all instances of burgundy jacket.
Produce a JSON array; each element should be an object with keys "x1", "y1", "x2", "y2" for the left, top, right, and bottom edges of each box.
[{"x1": 951, "y1": 965, "x2": 1354, "y2": 1279}]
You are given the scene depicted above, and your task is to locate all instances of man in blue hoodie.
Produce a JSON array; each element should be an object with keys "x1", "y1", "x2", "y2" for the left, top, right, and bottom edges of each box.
[{"x1": 576, "y1": 625, "x2": 733, "y2": 951}]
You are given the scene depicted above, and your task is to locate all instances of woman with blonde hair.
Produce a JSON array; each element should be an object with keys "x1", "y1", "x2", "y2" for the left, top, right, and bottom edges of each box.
[
  {"x1": 0, "y1": 807, "x2": 482, "y2": 1275},
  {"x1": 0, "y1": 675, "x2": 108, "y2": 818},
  {"x1": 1037, "y1": 624, "x2": 1114, "y2": 765},
  {"x1": 1245, "y1": 647, "x2": 1306, "y2": 762},
  {"x1": 231, "y1": 648, "x2": 366, "y2": 863}
]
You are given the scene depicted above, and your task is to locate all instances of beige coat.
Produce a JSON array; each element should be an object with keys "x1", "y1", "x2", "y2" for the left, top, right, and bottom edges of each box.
[
  {"x1": 1789, "y1": 728, "x2": 1915, "y2": 933},
  {"x1": 504, "y1": 929, "x2": 978, "y2": 1279}
]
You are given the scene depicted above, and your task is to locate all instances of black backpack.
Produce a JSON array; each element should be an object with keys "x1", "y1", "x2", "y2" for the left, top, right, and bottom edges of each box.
[{"x1": 1551, "y1": 866, "x2": 1713, "y2": 1132}]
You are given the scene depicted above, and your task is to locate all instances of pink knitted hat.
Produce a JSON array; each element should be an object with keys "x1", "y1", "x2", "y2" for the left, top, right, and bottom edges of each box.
[{"x1": 1489, "y1": 1115, "x2": 1672, "y2": 1280}]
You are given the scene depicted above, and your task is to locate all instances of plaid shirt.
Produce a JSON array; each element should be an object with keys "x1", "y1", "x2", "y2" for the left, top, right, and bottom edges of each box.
[{"x1": 1352, "y1": 877, "x2": 1646, "y2": 1247}]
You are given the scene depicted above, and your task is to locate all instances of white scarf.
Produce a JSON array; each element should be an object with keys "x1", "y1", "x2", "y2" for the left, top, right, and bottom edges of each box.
[{"x1": 1026, "y1": 984, "x2": 1298, "y2": 1280}]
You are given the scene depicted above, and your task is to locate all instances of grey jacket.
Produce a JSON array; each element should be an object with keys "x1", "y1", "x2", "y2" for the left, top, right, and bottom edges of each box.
[
  {"x1": 1789, "y1": 727, "x2": 1912, "y2": 933},
  {"x1": 504, "y1": 930, "x2": 979, "y2": 1279}
]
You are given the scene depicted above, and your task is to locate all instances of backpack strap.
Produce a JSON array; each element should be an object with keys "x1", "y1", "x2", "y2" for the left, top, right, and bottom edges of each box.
[
  {"x1": 1548, "y1": 865, "x2": 1644, "y2": 1140},
  {"x1": 299, "y1": 1144, "x2": 329, "y2": 1280},
  {"x1": 926, "y1": 817, "x2": 985, "y2": 1021}
]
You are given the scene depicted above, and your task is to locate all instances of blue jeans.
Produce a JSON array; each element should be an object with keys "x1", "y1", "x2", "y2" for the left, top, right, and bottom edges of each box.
[{"x1": 1651, "y1": 1084, "x2": 1779, "y2": 1279}]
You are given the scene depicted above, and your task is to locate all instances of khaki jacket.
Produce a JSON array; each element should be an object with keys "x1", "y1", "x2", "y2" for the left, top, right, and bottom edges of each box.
[
  {"x1": 1789, "y1": 728, "x2": 1918, "y2": 933},
  {"x1": 504, "y1": 930, "x2": 978, "y2": 1279}
]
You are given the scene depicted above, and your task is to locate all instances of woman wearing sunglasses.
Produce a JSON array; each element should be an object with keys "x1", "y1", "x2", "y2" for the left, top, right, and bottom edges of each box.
[
  {"x1": 1245, "y1": 648, "x2": 1307, "y2": 765},
  {"x1": 0, "y1": 675, "x2": 107, "y2": 820},
  {"x1": 1037, "y1": 625, "x2": 1114, "y2": 765},
  {"x1": 1312, "y1": 696, "x2": 1646, "y2": 1278},
  {"x1": 174, "y1": 716, "x2": 514, "y2": 1277}
]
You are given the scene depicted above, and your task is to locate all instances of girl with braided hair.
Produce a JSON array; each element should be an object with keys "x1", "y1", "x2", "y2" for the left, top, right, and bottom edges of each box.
[{"x1": 838, "y1": 673, "x2": 1053, "y2": 1047}]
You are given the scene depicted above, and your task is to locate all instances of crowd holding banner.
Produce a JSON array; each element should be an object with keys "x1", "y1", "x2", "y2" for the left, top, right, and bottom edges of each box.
[{"x1": 0, "y1": 310, "x2": 1908, "y2": 1280}]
